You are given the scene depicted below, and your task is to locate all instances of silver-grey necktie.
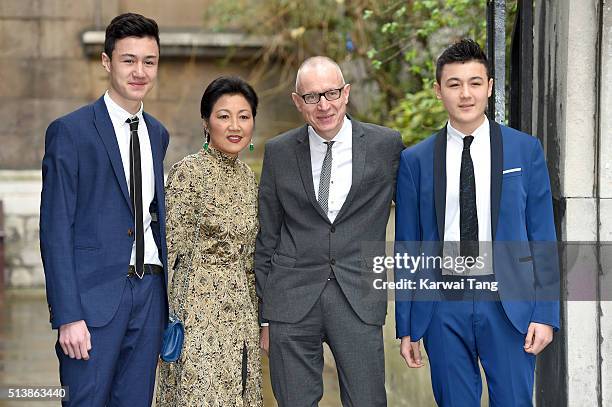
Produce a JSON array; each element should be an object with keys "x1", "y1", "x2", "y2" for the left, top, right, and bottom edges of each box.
[{"x1": 317, "y1": 141, "x2": 335, "y2": 215}]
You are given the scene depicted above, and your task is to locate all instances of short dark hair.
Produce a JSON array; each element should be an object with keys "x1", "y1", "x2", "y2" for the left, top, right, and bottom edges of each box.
[
  {"x1": 104, "y1": 13, "x2": 160, "y2": 58},
  {"x1": 436, "y1": 39, "x2": 491, "y2": 83},
  {"x1": 200, "y1": 76, "x2": 259, "y2": 120}
]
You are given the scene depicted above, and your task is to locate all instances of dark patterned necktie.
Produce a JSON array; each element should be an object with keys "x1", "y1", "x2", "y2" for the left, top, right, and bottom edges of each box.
[
  {"x1": 127, "y1": 117, "x2": 145, "y2": 278},
  {"x1": 317, "y1": 141, "x2": 335, "y2": 215},
  {"x1": 460, "y1": 135, "x2": 479, "y2": 258}
]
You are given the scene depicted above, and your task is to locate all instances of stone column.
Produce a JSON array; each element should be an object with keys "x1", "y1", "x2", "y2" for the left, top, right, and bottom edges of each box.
[
  {"x1": 597, "y1": 1, "x2": 612, "y2": 406},
  {"x1": 533, "y1": 0, "x2": 610, "y2": 405}
]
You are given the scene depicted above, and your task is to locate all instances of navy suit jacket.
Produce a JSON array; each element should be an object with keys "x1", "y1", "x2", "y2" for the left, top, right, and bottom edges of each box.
[
  {"x1": 394, "y1": 120, "x2": 560, "y2": 341},
  {"x1": 40, "y1": 96, "x2": 169, "y2": 329}
]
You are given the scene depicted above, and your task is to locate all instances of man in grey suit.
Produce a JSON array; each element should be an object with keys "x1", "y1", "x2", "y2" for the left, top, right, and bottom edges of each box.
[{"x1": 255, "y1": 56, "x2": 405, "y2": 407}]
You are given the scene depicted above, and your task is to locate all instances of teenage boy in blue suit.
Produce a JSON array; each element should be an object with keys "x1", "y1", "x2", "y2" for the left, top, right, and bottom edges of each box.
[
  {"x1": 394, "y1": 39, "x2": 559, "y2": 406},
  {"x1": 40, "y1": 13, "x2": 169, "y2": 406}
]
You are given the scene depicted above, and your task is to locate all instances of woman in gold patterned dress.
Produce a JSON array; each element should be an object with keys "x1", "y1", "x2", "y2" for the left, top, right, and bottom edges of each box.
[{"x1": 156, "y1": 76, "x2": 263, "y2": 406}]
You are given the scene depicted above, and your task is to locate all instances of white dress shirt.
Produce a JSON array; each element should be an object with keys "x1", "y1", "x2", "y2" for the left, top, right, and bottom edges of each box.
[
  {"x1": 104, "y1": 91, "x2": 162, "y2": 267},
  {"x1": 443, "y1": 117, "x2": 492, "y2": 275},
  {"x1": 309, "y1": 117, "x2": 352, "y2": 223}
]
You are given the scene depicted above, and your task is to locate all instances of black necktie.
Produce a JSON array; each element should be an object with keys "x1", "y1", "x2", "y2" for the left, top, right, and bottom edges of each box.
[
  {"x1": 460, "y1": 135, "x2": 478, "y2": 259},
  {"x1": 127, "y1": 117, "x2": 145, "y2": 278},
  {"x1": 317, "y1": 141, "x2": 335, "y2": 215}
]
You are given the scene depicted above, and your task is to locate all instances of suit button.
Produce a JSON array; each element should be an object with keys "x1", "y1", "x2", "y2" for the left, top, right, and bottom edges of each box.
[
  {"x1": 330, "y1": 226, "x2": 336, "y2": 233},
  {"x1": 330, "y1": 258, "x2": 336, "y2": 265},
  {"x1": 127, "y1": 228, "x2": 134, "y2": 237}
]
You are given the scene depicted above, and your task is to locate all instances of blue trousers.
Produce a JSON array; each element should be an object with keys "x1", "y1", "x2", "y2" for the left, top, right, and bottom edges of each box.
[
  {"x1": 56, "y1": 274, "x2": 165, "y2": 407},
  {"x1": 423, "y1": 285, "x2": 535, "y2": 407}
]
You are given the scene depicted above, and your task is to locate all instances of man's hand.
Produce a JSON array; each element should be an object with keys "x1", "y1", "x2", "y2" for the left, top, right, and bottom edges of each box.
[
  {"x1": 400, "y1": 336, "x2": 425, "y2": 368},
  {"x1": 260, "y1": 326, "x2": 270, "y2": 356},
  {"x1": 58, "y1": 320, "x2": 91, "y2": 360},
  {"x1": 524, "y1": 322, "x2": 553, "y2": 355}
]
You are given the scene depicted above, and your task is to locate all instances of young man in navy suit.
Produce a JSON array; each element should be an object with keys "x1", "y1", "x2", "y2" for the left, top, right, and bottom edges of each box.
[
  {"x1": 40, "y1": 13, "x2": 169, "y2": 406},
  {"x1": 394, "y1": 39, "x2": 559, "y2": 406}
]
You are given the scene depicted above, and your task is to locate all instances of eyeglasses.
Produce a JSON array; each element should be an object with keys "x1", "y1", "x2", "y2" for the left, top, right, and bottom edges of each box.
[{"x1": 298, "y1": 86, "x2": 346, "y2": 104}]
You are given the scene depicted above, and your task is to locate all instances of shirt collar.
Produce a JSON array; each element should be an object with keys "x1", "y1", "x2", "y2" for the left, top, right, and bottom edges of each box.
[
  {"x1": 446, "y1": 116, "x2": 489, "y2": 144},
  {"x1": 308, "y1": 116, "x2": 352, "y2": 147},
  {"x1": 205, "y1": 144, "x2": 238, "y2": 166},
  {"x1": 104, "y1": 90, "x2": 144, "y2": 124}
]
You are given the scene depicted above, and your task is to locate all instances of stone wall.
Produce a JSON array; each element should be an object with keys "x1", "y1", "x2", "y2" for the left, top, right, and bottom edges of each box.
[
  {"x1": 0, "y1": 1, "x2": 302, "y2": 287},
  {"x1": 598, "y1": 2, "x2": 612, "y2": 405},
  {"x1": 0, "y1": 171, "x2": 43, "y2": 287},
  {"x1": 0, "y1": 0, "x2": 302, "y2": 171},
  {"x1": 533, "y1": 0, "x2": 611, "y2": 405}
]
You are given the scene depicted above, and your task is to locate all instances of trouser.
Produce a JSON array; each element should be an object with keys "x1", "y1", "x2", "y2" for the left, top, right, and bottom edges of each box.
[
  {"x1": 57, "y1": 273, "x2": 165, "y2": 407},
  {"x1": 423, "y1": 276, "x2": 536, "y2": 407},
  {"x1": 269, "y1": 279, "x2": 386, "y2": 407}
]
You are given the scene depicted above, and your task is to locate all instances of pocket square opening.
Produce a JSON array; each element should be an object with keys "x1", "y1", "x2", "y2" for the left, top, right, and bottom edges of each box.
[{"x1": 502, "y1": 168, "x2": 522, "y2": 174}]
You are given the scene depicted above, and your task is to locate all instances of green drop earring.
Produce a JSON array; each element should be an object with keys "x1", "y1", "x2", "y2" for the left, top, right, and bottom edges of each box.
[
  {"x1": 249, "y1": 142, "x2": 254, "y2": 152},
  {"x1": 203, "y1": 128, "x2": 210, "y2": 151}
]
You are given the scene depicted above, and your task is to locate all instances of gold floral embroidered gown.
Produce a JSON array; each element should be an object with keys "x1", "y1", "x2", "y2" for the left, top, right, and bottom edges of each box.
[{"x1": 156, "y1": 147, "x2": 262, "y2": 407}]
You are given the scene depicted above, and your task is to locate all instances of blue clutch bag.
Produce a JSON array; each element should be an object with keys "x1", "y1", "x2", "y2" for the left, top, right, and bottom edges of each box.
[{"x1": 160, "y1": 313, "x2": 184, "y2": 362}]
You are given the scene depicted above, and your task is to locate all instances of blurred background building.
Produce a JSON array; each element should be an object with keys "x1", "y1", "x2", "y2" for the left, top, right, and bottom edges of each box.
[
  {"x1": 0, "y1": 0, "x2": 303, "y2": 288},
  {"x1": 0, "y1": 0, "x2": 611, "y2": 406}
]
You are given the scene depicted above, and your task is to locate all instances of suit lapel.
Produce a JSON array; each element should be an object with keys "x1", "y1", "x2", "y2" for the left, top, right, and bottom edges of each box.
[
  {"x1": 144, "y1": 113, "x2": 164, "y2": 207},
  {"x1": 93, "y1": 97, "x2": 132, "y2": 211},
  {"x1": 489, "y1": 119, "x2": 503, "y2": 241},
  {"x1": 433, "y1": 127, "x2": 447, "y2": 241},
  {"x1": 334, "y1": 119, "x2": 366, "y2": 224},
  {"x1": 295, "y1": 126, "x2": 329, "y2": 221}
]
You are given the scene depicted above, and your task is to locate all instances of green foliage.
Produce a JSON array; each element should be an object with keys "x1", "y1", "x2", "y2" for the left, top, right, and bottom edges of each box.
[
  {"x1": 390, "y1": 79, "x2": 448, "y2": 144},
  {"x1": 360, "y1": 0, "x2": 490, "y2": 144},
  {"x1": 207, "y1": 0, "x2": 516, "y2": 146}
]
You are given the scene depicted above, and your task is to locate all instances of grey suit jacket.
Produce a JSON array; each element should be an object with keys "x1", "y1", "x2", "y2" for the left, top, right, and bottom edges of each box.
[{"x1": 255, "y1": 117, "x2": 405, "y2": 326}]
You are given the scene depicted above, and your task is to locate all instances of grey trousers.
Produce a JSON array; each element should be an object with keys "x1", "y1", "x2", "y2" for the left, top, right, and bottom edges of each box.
[{"x1": 269, "y1": 279, "x2": 386, "y2": 407}]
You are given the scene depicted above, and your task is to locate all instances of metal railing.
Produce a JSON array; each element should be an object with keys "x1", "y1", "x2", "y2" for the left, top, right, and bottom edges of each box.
[{"x1": 487, "y1": 0, "x2": 506, "y2": 124}]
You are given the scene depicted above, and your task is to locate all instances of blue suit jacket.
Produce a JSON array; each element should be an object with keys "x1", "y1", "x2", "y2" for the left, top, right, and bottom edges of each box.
[
  {"x1": 395, "y1": 120, "x2": 559, "y2": 341},
  {"x1": 40, "y1": 96, "x2": 169, "y2": 329}
]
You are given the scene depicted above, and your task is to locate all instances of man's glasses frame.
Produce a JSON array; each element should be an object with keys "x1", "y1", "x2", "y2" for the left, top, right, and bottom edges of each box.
[{"x1": 298, "y1": 85, "x2": 347, "y2": 104}]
